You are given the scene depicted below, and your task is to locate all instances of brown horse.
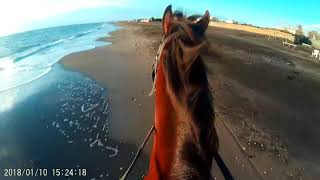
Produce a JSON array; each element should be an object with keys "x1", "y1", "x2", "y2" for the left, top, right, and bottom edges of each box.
[{"x1": 145, "y1": 5, "x2": 219, "y2": 180}]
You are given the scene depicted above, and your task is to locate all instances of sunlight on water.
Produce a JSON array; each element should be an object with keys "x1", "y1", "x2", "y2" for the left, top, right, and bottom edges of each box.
[
  {"x1": 0, "y1": 56, "x2": 52, "y2": 92},
  {"x1": 0, "y1": 95, "x2": 15, "y2": 113},
  {"x1": 0, "y1": 87, "x2": 16, "y2": 113},
  {"x1": 0, "y1": 56, "x2": 15, "y2": 74}
]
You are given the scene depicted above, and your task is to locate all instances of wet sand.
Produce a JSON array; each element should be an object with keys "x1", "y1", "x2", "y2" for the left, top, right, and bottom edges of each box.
[
  {"x1": 63, "y1": 22, "x2": 320, "y2": 179},
  {"x1": 0, "y1": 64, "x2": 150, "y2": 180}
]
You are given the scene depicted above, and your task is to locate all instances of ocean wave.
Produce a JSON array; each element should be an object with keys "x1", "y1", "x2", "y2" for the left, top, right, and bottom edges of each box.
[
  {"x1": 0, "y1": 67, "x2": 52, "y2": 92},
  {"x1": 0, "y1": 47, "x2": 12, "y2": 58},
  {"x1": 12, "y1": 27, "x2": 102, "y2": 63},
  {"x1": 0, "y1": 56, "x2": 53, "y2": 75},
  {"x1": 73, "y1": 28, "x2": 98, "y2": 39},
  {"x1": 13, "y1": 39, "x2": 66, "y2": 63}
]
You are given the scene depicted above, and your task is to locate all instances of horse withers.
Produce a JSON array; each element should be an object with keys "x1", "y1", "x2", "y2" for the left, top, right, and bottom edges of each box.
[{"x1": 145, "y1": 5, "x2": 219, "y2": 180}]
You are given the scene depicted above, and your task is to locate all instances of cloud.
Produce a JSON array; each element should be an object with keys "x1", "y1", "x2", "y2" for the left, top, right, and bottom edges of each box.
[{"x1": 0, "y1": 0, "x2": 127, "y2": 36}]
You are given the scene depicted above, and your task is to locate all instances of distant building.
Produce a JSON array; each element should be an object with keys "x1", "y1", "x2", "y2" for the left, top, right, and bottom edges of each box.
[
  {"x1": 136, "y1": 19, "x2": 150, "y2": 23},
  {"x1": 225, "y1": 19, "x2": 234, "y2": 24},
  {"x1": 141, "y1": 19, "x2": 150, "y2": 23},
  {"x1": 278, "y1": 27, "x2": 297, "y2": 35}
]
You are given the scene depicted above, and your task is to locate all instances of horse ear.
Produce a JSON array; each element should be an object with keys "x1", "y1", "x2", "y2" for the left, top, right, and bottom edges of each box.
[
  {"x1": 196, "y1": 10, "x2": 210, "y2": 33},
  {"x1": 162, "y1": 5, "x2": 173, "y2": 34}
]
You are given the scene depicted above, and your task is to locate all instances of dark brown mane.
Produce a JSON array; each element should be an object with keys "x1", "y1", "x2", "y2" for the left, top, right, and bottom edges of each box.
[{"x1": 162, "y1": 11, "x2": 219, "y2": 179}]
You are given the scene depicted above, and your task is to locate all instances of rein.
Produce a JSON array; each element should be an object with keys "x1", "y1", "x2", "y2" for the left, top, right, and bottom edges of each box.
[{"x1": 119, "y1": 124, "x2": 155, "y2": 180}]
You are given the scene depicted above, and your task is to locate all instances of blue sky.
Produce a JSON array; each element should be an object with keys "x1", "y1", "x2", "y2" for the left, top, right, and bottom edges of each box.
[{"x1": 0, "y1": 0, "x2": 319, "y2": 36}]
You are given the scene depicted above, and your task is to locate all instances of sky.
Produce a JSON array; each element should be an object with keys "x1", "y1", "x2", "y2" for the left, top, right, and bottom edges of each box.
[{"x1": 0, "y1": 0, "x2": 319, "y2": 37}]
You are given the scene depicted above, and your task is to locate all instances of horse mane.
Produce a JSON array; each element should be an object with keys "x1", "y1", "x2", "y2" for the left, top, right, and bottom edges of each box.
[{"x1": 163, "y1": 11, "x2": 219, "y2": 179}]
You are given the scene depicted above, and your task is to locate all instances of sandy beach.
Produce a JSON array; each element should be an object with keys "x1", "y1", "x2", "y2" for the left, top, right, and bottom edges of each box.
[{"x1": 60, "y1": 22, "x2": 320, "y2": 179}]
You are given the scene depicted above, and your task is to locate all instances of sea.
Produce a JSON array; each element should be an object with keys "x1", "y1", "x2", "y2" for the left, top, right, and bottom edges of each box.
[
  {"x1": 0, "y1": 23, "x2": 148, "y2": 179},
  {"x1": 0, "y1": 23, "x2": 117, "y2": 92}
]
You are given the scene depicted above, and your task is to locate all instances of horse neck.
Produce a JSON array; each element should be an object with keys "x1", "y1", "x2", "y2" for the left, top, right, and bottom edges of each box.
[
  {"x1": 146, "y1": 57, "x2": 178, "y2": 180},
  {"x1": 154, "y1": 59, "x2": 177, "y2": 147}
]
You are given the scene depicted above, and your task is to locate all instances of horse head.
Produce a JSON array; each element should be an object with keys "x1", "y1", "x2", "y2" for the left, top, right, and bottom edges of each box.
[{"x1": 146, "y1": 5, "x2": 219, "y2": 180}]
